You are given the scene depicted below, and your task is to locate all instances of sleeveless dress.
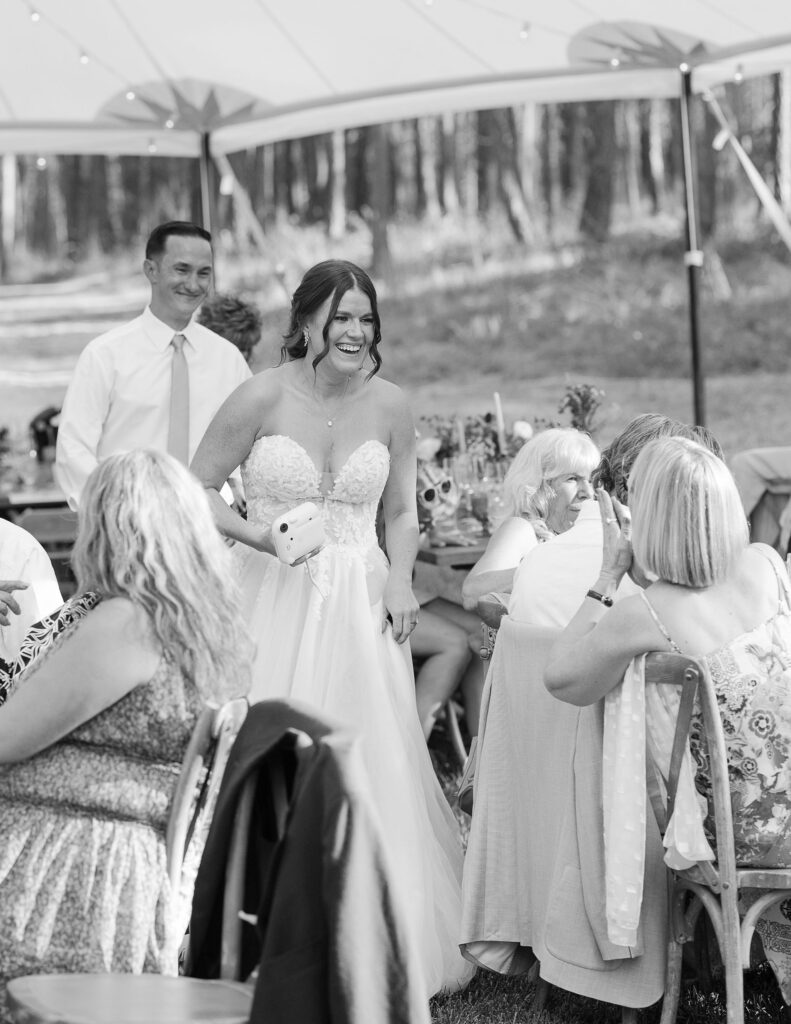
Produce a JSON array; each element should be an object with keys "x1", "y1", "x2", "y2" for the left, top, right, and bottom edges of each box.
[
  {"x1": 0, "y1": 595, "x2": 204, "y2": 1022},
  {"x1": 639, "y1": 546, "x2": 791, "y2": 999},
  {"x1": 235, "y1": 435, "x2": 474, "y2": 997}
]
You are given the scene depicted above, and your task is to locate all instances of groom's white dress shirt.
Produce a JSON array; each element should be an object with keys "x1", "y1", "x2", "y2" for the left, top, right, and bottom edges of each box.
[{"x1": 55, "y1": 306, "x2": 251, "y2": 508}]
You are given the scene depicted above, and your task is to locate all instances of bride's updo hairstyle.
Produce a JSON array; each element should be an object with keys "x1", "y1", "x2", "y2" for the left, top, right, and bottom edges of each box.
[
  {"x1": 281, "y1": 259, "x2": 383, "y2": 378},
  {"x1": 72, "y1": 450, "x2": 251, "y2": 702},
  {"x1": 629, "y1": 436, "x2": 748, "y2": 588}
]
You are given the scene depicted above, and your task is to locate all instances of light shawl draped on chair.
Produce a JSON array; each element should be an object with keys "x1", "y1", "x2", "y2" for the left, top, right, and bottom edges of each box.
[
  {"x1": 603, "y1": 654, "x2": 715, "y2": 946},
  {"x1": 460, "y1": 618, "x2": 666, "y2": 1008}
]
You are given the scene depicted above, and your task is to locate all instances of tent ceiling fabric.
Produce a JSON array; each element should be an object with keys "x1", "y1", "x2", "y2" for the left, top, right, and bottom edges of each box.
[{"x1": 3, "y1": 0, "x2": 791, "y2": 156}]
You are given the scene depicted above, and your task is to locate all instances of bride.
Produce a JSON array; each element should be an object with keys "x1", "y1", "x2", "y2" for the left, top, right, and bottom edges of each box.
[{"x1": 191, "y1": 259, "x2": 474, "y2": 997}]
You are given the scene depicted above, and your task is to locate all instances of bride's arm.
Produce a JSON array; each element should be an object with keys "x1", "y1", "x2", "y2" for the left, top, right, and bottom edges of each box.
[
  {"x1": 191, "y1": 375, "x2": 275, "y2": 553},
  {"x1": 381, "y1": 388, "x2": 420, "y2": 645}
]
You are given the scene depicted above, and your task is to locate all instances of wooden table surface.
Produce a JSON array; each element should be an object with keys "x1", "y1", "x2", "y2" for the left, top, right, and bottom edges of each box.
[{"x1": 415, "y1": 541, "x2": 487, "y2": 569}]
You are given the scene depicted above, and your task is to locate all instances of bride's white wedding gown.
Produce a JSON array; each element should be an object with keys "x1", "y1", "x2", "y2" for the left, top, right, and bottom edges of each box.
[{"x1": 234, "y1": 434, "x2": 474, "y2": 997}]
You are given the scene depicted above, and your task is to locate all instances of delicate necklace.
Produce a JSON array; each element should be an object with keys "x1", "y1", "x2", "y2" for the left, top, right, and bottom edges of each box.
[{"x1": 307, "y1": 372, "x2": 353, "y2": 428}]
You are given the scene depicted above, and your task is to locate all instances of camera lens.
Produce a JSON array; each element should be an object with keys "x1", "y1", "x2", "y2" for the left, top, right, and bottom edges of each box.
[{"x1": 279, "y1": 522, "x2": 288, "y2": 533}]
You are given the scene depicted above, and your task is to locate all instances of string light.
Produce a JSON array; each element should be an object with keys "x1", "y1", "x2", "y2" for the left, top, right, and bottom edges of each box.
[
  {"x1": 164, "y1": 117, "x2": 175, "y2": 129},
  {"x1": 147, "y1": 141, "x2": 157, "y2": 154},
  {"x1": 36, "y1": 156, "x2": 47, "y2": 169},
  {"x1": 609, "y1": 55, "x2": 621, "y2": 69},
  {"x1": 29, "y1": 7, "x2": 40, "y2": 22},
  {"x1": 79, "y1": 52, "x2": 89, "y2": 65},
  {"x1": 125, "y1": 89, "x2": 136, "y2": 101},
  {"x1": 679, "y1": 61, "x2": 690, "y2": 73},
  {"x1": 734, "y1": 64, "x2": 744, "y2": 84},
  {"x1": 519, "y1": 21, "x2": 530, "y2": 39}
]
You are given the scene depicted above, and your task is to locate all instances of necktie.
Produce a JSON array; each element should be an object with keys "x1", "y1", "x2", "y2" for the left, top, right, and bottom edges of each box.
[{"x1": 167, "y1": 333, "x2": 190, "y2": 464}]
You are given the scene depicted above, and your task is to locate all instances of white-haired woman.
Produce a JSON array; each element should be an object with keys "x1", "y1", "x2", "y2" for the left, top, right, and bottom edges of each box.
[
  {"x1": 462, "y1": 427, "x2": 599, "y2": 617},
  {"x1": 546, "y1": 436, "x2": 791, "y2": 1002},
  {"x1": 0, "y1": 450, "x2": 250, "y2": 1017}
]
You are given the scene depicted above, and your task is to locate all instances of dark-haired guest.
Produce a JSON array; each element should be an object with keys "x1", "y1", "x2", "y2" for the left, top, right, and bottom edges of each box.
[
  {"x1": 55, "y1": 221, "x2": 250, "y2": 509},
  {"x1": 198, "y1": 292, "x2": 263, "y2": 365}
]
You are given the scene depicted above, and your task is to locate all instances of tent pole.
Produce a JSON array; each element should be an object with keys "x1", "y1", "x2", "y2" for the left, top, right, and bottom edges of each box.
[
  {"x1": 199, "y1": 132, "x2": 213, "y2": 235},
  {"x1": 679, "y1": 67, "x2": 705, "y2": 426}
]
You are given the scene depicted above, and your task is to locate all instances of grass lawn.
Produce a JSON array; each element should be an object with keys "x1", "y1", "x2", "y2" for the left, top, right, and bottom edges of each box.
[{"x1": 3, "y1": 230, "x2": 788, "y2": 457}]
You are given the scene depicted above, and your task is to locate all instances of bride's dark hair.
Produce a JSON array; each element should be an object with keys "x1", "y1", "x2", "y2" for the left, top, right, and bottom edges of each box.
[{"x1": 280, "y1": 260, "x2": 382, "y2": 378}]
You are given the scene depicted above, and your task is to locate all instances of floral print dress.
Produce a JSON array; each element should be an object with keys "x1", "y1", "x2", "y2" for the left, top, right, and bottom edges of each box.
[
  {"x1": 0, "y1": 594, "x2": 203, "y2": 1023},
  {"x1": 642, "y1": 545, "x2": 791, "y2": 999}
]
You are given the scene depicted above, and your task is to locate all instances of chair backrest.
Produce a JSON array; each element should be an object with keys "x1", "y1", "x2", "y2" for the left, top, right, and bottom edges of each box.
[
  {"x1": 166, "y1": 698, "x2": 248, "y2": 892},
  {"x1": 644, "y1": 651, "x2": 738, "y2": 893}
]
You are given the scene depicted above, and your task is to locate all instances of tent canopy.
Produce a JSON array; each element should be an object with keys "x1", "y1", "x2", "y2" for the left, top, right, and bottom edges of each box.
[{"x1": 3, "y1": 0, "x2": 791, "y2": 156}]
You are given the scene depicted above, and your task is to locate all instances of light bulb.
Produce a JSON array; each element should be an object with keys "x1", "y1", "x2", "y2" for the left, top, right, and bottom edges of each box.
[
  {"x1": 164, "y1": 117, "x2": 175, "y2": 129},
  {"x1": 36, "y1": 156, "x2": 47, "y2": 169},
  {"x1": 30, "y1": 9, "x2": 40, "y2": 22},
  {"x1": 734, "y1": 64, "x2": 744, "y2": 84},
  {"x1": 679, "y1": 61, "x2": 690, "y2": 73},
  {"x1": 609, "y1": 56, "x2": 620, "y2": 68},
  {"x1": 147, "y1": 142, "x2": 157, "y2": 154},
  {"x1": 126, "y1": 90, "x2": 136, "y2": 101},
  {"x1": 519, "y1": 22, "x2": 530, "y2": 39},
  {"x1": 80, "y1": 52, "x2": 89, "y2": 65}
]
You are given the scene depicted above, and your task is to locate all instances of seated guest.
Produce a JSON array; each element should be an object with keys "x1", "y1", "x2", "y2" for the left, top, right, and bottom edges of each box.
[
  {"x1": 0, "y1": 518, "x2": 62, "y2": 665},
  {"x1": 0, "y1": 450, "x2": 250, "y2": 1017},
  {"x1": 461, "y1": 415, "x2": 724, "y2": 1012},
  {"x1": 730, "y1": 445, "x2": 791, "y2": 553},
  {"x1": 461, "y1": 427, "x2": 599, "y2": 620},
  {"x1": 545, "y1": 435, "x2": 791, "y2": 1003}
]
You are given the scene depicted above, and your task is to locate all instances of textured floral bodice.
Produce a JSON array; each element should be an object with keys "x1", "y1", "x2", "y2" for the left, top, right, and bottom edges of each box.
[{"x1": 242, "y1": 436, "x2": 390, "y2": 551}]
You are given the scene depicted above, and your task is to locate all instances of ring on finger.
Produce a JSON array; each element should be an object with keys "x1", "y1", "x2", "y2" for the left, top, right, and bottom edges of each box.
[{"x1": 605, "y1": 517, "x2": 617, "y2": 524}]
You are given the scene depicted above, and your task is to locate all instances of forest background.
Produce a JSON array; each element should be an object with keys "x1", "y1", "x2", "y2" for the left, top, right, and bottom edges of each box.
[{"x1": 2, "y1": 75, "x2": 791, "y2": 457}]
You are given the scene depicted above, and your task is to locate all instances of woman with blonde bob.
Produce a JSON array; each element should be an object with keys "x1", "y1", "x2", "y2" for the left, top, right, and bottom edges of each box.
[
  {"x1": 0, "y1": 450, "x2": 250, "y2": 1013},
  {"x1": 462, "y1": 427, "x2": 599, "y2": 613},
  {"x1": 546, "y1": 435, "x2": 791, "y2": 999},
  {"x1": 548, "y1": 437, "x2": 791, "y2": 855}
]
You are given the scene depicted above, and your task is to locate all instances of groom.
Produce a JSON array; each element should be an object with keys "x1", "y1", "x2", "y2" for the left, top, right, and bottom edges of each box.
[{"x1": 55, "y1": 221, "x2": 251, "y2": 508}]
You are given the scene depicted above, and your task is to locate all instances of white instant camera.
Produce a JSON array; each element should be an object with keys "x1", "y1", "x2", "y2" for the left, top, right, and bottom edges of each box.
[{"x1": 271, "y1": 501, "x2": 326, "y2": 566}]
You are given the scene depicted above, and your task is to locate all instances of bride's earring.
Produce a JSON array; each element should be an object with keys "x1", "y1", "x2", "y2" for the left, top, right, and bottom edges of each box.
[{"x1": 303, "y1": 326, "x2": 310, "y2": 348}]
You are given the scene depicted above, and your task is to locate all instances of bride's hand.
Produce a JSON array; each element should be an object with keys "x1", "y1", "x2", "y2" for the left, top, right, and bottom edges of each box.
[
  {"x1": 597, "y1": 487, "x2": 633, "y2": 583},
  {"x1": 383, "y1": 577, "x2": 420, "y2": 644}
]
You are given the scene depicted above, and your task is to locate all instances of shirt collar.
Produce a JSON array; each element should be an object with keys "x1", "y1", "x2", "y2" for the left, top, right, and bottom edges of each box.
[{"x1": 142, "y1": 306, "x2": 199, "y2": 350}]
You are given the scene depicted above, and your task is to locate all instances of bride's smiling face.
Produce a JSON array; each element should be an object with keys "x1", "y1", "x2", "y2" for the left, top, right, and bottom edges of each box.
[{"x1": 305, "y1": 287, "x2": 375, "y2": 376}]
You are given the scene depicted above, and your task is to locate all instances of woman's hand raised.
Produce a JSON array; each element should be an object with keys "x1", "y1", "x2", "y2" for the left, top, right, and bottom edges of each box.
[{"x1": 597, "y1": 487, "x2": 633, "y2": 585}]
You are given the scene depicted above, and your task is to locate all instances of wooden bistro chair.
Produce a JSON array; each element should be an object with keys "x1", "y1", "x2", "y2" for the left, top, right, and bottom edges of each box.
[
  {"x1": 7, "y1": 698, "x2": 252, "y2": 1024},
  {"x1": 644, "y1": 651, "x2": 791, "y2": 1024}
]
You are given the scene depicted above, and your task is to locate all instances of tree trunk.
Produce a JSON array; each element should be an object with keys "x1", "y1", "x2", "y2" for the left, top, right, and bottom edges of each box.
[
  {"x1": 541, "y1": 105, "x2": 562, "y2": 238},
  {"x1": 458, "y1": 112, "x2": 478, "y2": 215},
  {"x1": 329, "y1": 129, "x2": 346, "y2": 240},
  {"x1": 579, "y1": 101, "x2": 616, "y2": 242},
  {"x1": 440, "y1": 113, "x2": 460, "y2": 215},
  {"x1": 638, "y1": 99, "x2": 661, "y2": 213},
  {"x1": 1, "y1": 154, "x2": 17, "y2": 279},
  {"x1": 776, "y1": 70, "x2": 791, "y2": 215},
  {"x1": 619, "y1": 101, "x2": 642, "y2": 217},
  {"x1": 696, "y1": 102, "x2": 718, "y2": 241},
  {"x1": 494, "y1": 108, "x2": 534, "y2": 244},
  {"x1": 416, "y1": 117, "x2": 441, "y2": 221},
  {"x1": 518, "y1": 103, "x2": 538, "y2": 209},
  {"x1": 370, "y1": 123, "x2": 393, "y2": 277}
]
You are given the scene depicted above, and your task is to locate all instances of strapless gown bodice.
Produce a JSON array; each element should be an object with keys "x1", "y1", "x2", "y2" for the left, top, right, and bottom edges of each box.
[{"x1": 242, "y1": 435, "x2": 389, "y2": 551}]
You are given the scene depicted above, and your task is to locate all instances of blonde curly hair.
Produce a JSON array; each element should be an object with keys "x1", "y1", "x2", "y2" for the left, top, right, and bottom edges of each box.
[{"x1": 71, "y1": 450, "x2": 251, "y2": 702}]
